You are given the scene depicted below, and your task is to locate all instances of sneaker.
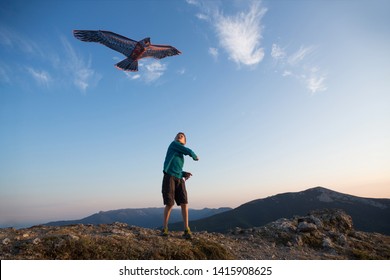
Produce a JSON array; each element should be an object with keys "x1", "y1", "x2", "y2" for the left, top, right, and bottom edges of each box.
[
  {"x1": 182, "y1": 227, "x2": 192, "y2": 239},
  {"x1": 161, "y1": 228, "x2": 169, "y2": 237}
]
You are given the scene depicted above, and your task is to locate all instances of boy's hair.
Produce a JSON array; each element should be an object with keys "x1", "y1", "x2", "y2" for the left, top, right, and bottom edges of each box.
[{"x1": 175, "y1": 132, "x2": 186, "y2": 144}]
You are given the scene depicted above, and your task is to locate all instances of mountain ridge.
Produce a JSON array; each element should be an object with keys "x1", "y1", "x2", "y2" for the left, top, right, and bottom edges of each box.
[
  {"x1": 44, "y1": 207, "x2": 232, "y2": 228},
  {"x1": 170, "y1": 186, "x2": 390, "y2": 234},
  {"x1": 43, "y1": 186, "x2": 390, "y2": 235}
]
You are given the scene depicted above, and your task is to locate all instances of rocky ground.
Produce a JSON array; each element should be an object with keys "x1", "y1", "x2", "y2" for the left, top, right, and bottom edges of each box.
[{"x1": 1, "y1": 209, "x2": 389, "y2": 260}]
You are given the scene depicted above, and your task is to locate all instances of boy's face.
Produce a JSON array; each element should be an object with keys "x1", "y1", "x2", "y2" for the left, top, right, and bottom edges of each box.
[{"x1": 176, "y1": 133, "x2": 186, "y2": 145}]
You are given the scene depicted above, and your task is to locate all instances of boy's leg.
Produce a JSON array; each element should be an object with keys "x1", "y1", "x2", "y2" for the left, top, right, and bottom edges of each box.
[
  {"x1": 180, "y1": 203, "x2": 189, "y2": 230},
  {"x1": 181, "y1": 203, "x2": 192, "y2": 239},
  {"x1": 163, "y1": 204, "x2": 174, "y2": 229},
  {"x1": 162, "y1": 173, "x2": 175, "y2": 232}
]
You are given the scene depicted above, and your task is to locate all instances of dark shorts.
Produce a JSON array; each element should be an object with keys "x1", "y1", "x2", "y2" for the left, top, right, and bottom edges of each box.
[{"x1": 162, "y1": 172, "x2": 188, "y2": 206}]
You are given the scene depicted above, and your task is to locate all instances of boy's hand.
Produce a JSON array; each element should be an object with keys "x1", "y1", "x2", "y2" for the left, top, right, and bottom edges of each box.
[{"x1": 182, "y1": 172, "x2": 192, "y2": 181}]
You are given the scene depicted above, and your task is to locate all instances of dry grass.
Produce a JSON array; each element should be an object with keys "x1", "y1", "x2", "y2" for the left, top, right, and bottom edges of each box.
[
  {"x1": 1, "y1": 210, "x2": 389, "y2": 260},
  {"x1": 0, "y1": 225, "x2": 234, "y2": 260}
]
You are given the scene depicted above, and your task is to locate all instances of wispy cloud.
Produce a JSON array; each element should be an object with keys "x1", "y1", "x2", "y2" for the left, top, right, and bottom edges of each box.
[
  {"x1": 187, "y1": 2, "x2": 327, "y2": 94},
  {"x1": 125, "y1": 72, "x2": 141, "y2": 80},
  {"x1": 177, "y1": 68, "x2": 186, "y2": 75},
  {"x1": 144, "y1": 61, "x2": 167, "y2": 82},
  {"x1": 26, "y1": 67, "x2": 51, "y2": 87},
  {"x1": 196, "y1": 13, "x2": 209, "y2": 21},
  {"x1": 271, "y1": 43, "x2": 326, "y2": 94},
  {"x1": 0, "y1": 26, "x2": 43, "y2": 56},
  {"x1": 186, "y1": 0, "x2": 199, "y2": 5},
  {"x1": 288, "y1": 46, "x2": 315, "y2": 65},
  {"x1": 214, "y1": 3, "x2": 266, "y2": 66},
  {"x1": 0, "y1": 63, "x2": 11, "y2": 84},
  {"x1": 61, "y1": 36, "x2": 101, "y2": 92},
  {"x1": 0, "y1": 27, "x2": 101, "y2": 92},
  {"x1": 271, "y1": 43, "x2": 286, "y2": 61},
  {"x1": 208, "y1": 47, "x2": 219, "y2": 60},
  {"x1": 306, "y1": 67, "x2": 327, "y2": 93},
  {"x1": 124, "y1": 60, "x2": 168, "y2": 83},
  {"x1": 188, "y1": 1, "x2": 267, "y2": 68}
]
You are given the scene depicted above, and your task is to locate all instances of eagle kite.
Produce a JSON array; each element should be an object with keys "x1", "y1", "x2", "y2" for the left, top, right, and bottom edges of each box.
[{"x1": 73, "y1": 30, "x2": 181, "y2": 71}]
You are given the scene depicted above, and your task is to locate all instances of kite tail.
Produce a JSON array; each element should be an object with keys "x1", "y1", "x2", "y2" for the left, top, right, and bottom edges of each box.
[{"x1": 115, "y1": 58, "x2": 138, "y2": 71}]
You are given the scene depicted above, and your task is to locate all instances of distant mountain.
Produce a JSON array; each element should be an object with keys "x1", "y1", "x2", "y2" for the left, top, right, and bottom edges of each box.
[
  {"x1": 45, "y1": 207, "x2": 232, "y2": 228},
  {"x1": 171, "y1": 187, "x2": 390, "y2": 235}
]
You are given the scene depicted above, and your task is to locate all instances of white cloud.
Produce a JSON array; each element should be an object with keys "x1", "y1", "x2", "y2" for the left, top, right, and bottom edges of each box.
[
  {"x1": 188, "y1": 1, "x2": 266, "y2": 67},
  {"x1": 186, "y1": 0, "x2": 199, "y2": 5},
  {"x1": 307, "y1": 75, "x2": 326, "y2": 93},
  {"x1": 214, "y1": 3, "x2": 267, "y2": 66},
  {"x1": 125, "y1": 72, "x2": 140, "y2": 80},
  {"x1": 0, "y1": 26, "x2": 43, "y2": 56},
  {"x1": 61, "y1": 36, "x2": 101, "y2": 92},
  {"x1": 144, "y1": 61, "x2": 167, "y2": 82},
  {"x1": 208, "y1": 47, "x2": 219, "y2": 59},
  {"x1": 126, "y1": 61, "x2": 167, "y2": 83},
  {"x1": 74, "y1": 68, "x2": 96, "y2": 91},
  {"x1": 0, "y1": 64, "x2": 11, "y2": 84},
  {"x1": 0, "y1": 27, "x2": 102, "y2": 92},
  {"x1": 26, "y1": 67, "x2": 51, "y2": 87},
  {"x1": 178, "y1": 68, "x2": 186, "y2": 75},
  {"x1": 306, "y1": 68, "x2": 327, "y2": 94},
  {"x1": 196, "y1": 13, "x2": 209, "y2": 21},
  {"x1": 288, "y1": 46, "x2": 314, "y2": 65},
  {"x1": 187, "y1": 1, "x2": 327, "y2": 93},
  {"x1": 271, "y1": 43, "x2": 327, "y2": 94},
  {"x1": 271, "y1": 44, "x2": 286, "y2": 60}
]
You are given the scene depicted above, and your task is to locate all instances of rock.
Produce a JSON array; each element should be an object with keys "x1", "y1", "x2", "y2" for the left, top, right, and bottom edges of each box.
[
  {"x1": 32, "y1": 238, "x2": 41, "y2": 245},
  {"x1": 322, "y1": 237, "x2": 333, "y2": 248},
  {"x1": 338, "y1": 234, "x2": 347, "y2": 245},
  {"x1": 2, "y1": 238, "x2": 11, "y2": 245},
  {"x1": 309, "y1": 209, "x2": 353, "y2": 233},
  {"x1": 113, "y1": 222, "x2": 128, "y2": 228},
  {"x1": 69, "y1": 234, "x2": 80, "y2": 241},
  {"x1": 308, "y1": 215, "x2": 323, "y2": 228},
  {"x1": 274, "y1": 218, "x2": 297, "y2": 232},
  {"x1": 293, "y1": 235, "x2": 304, "y2": 246},
  {"x1": 298, "y1": 221, "x2": 317, "y2": 232}
]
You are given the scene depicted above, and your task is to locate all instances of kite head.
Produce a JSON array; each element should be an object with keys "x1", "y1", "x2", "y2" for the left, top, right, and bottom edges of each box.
[{"x1": 141, "y1": 37, "x2": 151, "y2": 47}]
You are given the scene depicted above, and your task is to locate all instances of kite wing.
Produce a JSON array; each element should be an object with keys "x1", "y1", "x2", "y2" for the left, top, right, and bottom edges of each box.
[
  {"x1": 73, "y1": 30, "x2": 138, "y2": 57},
  {"x1": 141, "y1": 44, "x2": 182, "y2": 59}
]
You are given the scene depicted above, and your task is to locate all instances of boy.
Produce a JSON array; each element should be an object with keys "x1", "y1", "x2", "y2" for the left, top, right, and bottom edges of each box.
[{"x1": 161, "y1": 132, "x2": 199, "y2": 238}]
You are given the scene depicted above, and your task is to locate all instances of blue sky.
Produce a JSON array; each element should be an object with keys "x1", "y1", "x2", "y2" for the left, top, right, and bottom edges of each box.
[{"x1": 1, "y1": 0, "x2": 389, "y2": 228}]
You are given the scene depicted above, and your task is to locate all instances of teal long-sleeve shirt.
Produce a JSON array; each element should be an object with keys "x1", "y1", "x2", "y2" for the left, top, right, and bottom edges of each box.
[{"x1": 163, "y1": 141, "x2": 198, "y2": 179}]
